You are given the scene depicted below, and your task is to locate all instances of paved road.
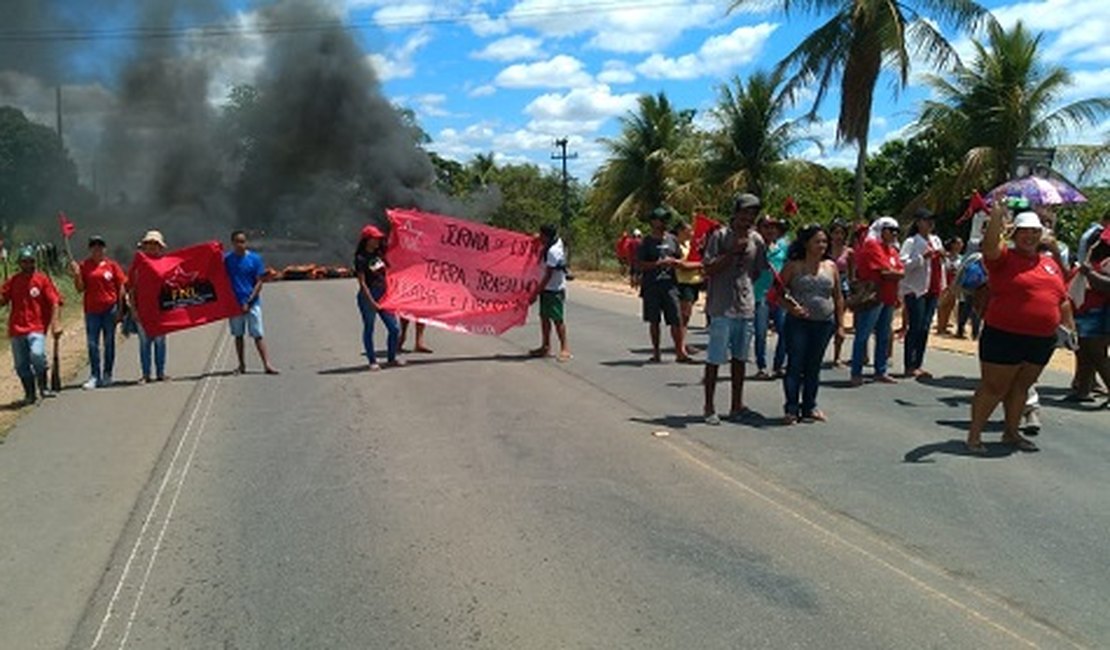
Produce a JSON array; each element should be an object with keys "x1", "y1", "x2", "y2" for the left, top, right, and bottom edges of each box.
[{"x1": 1, "y1": 281, "x2": 1107, "y2": 649}]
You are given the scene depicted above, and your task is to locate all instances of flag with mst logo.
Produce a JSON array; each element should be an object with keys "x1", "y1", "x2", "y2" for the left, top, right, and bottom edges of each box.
[{"x1": 130, "y1": 241, "x2": 240, "y2": 337}]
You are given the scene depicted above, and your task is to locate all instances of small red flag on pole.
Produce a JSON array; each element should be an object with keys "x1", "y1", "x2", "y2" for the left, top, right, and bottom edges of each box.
[
  {"x1": 957, "y1": 191, "x2": 988, "y2": 224},
  {"x1": 57, "y1": 211, "x2": 76, "y2": 238},
  {"x1": 783, "y1": 196, "x2": 799, "y2": 217}
]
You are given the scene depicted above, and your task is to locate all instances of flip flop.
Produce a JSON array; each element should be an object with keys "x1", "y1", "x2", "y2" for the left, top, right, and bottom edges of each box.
[
  {"x1": 965, "y1": 441, "x2": 987, "y2": 455},
  {"x1": 1003, "y1": 437, "x2": 1039, "y2": 452}
]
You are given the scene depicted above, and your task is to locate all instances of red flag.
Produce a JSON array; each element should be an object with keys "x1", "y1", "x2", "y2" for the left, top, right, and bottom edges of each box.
[
  {"x1": 129, "y1": 241, "x2": 240, "y2": 337},
  {"x1": 957, "y1": 191, "x2": 989, "y2": 224},
  {"x1": 57, "y1": 211, "x2": 76, "y2": 238},
  {"x1": 783, "y1": 196, "x2": 799, "y2": 216},
  {"x1": 689, "y1": 213, "x2": 721, "y2": 262},
  {"x1": 379, "y1": 209, "x2": 547, "y2": 335}
]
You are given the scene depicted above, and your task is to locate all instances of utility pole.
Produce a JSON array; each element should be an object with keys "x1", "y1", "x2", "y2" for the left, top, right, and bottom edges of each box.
[
  {"x1": 551, "y1": 138, "x2": 577, "y2": 230},
  {"x1": 55, "y1": 85, "x2": 63, "y2": 141}
]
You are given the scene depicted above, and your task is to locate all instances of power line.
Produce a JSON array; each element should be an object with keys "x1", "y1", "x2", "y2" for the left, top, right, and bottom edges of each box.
[{"x1": 0, "y1": 0, "x2": 720, "y2": 43}]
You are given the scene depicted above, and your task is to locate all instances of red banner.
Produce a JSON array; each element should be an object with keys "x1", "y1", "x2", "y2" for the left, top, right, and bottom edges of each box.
[
  {"x1": 379, "y1": 209, "x2": 546, "y2": 335},
  {"x1": 690, "y1": 213, "x2": 721, "y2": 262},
  {"x1": 130, "y1": 241, "x2": 241, "y2": 337}
]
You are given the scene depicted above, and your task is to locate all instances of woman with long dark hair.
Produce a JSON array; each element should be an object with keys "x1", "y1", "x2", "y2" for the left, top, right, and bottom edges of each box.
[
  {"x1": 779, "y1": 224, "x2": 846, "y2": 423},
  {"x1": 898, "y1": 208, "x2": 945, "y2": 378},
  {"x1": 354, "y1": 225, "x2": 402, "y2": 370}
]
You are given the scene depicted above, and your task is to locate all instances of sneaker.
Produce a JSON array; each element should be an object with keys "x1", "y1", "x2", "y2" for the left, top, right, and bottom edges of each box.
[
  {"x1": 100, "y1": 376, "x2": 113, "y2": 388},
  {"x1": 704, "y1": 413, "x2": 721, "y2": 426},
  {"x1": 1021, "y1": 408, "x2": 1041, "y2": 436},
  {"x1": 82, "y1": 377, "x2": 99, "y2": 390},
  {"x1": 39, "y1": 388, "x2": 57, "y2": 399}
]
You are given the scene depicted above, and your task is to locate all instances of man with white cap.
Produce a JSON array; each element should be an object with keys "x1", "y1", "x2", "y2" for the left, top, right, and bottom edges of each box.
[
  {"x1": 128, "y1": 230, "x2": 169, "y2": 382},
  {"x1": 1, "y1": 246, "x2": 63, "y2": 405}
]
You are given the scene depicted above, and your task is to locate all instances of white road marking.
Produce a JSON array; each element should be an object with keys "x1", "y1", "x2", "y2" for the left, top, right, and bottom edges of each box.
[{"x1": 89, "y1": 335, "x2": 229, "y2": 649}]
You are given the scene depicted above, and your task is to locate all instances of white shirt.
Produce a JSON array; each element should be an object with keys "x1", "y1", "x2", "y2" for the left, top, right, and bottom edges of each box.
[
  {"x1": 544, "y1": 238, "x2": 567, "y2": 292},
  {"x1": 899, "y1": 233, "x2": 946, "y2": 297}
]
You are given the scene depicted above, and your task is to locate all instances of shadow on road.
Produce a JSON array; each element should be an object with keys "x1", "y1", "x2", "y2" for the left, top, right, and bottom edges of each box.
[
  {"x1": 317, "y1": 354, "x2": 534, "y2": 375},
  {"x1": 903, "y1": 439, "x2": 1019, "y2": 462},
  {"x1": 917, "y1": 375, "x2": 980, "y2": 391},
  {"x1": 631, "y1": 409, "x2": 781, "y2": 430}
]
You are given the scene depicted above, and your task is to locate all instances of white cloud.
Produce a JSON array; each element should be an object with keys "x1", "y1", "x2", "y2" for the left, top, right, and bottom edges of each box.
[
  {"x1": 468, "y1": 84, "x2": 498, "y2": 97},
  {"x1": 524, "y1": 84, "x2": 640, "y2": 134},
  {"x1": 372, "y1": 3, "x2": 435, "y2": 29},
  {"x1": 468, "y1": 12, "x2": 510, "y2": 37},
  {"x1": 494, "y1": 54, "x2": 593, "y2": 89},
  {"x1": 1061, "y1": 68, "x2": 1110, "y2": 104},
  {"x1": 472, "y1": 35, "x2": 545, "y2": 62},
  {"x1": 367, "y1": 30, "x2": 432, "y2": 81},
  {"x1": 505, "y1": 0, "x2": 730, "y2": 53},
  {"x1": 636, "y1": 22, "x2": 777, "y2": 80},
  {"x1": 412, "y1": 93, "x2": 452, "y2": 117},
  {"x1": 597, "y1": 60, "x2": 636, "y2": 85}
]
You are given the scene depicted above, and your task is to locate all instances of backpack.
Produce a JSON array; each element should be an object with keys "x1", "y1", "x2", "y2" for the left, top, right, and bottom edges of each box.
[{"x1": 961, "y1": 258, "x2": 987, "y2": 290}]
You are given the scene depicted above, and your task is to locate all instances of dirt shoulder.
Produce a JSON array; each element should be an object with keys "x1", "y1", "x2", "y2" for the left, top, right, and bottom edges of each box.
[{"x1": 571, "y1": 270, "x2": 1075, "y2": 376}]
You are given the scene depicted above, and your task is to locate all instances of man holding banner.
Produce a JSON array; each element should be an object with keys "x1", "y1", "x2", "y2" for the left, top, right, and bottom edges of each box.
[{"x1": 529, "y1": 224, "x2": 572, "y2": 362}]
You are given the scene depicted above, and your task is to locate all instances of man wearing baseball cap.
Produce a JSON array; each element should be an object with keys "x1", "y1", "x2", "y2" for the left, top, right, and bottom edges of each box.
[
  {"x1": 2, "y1": 247, "x2": 63, "y2": 405},
  {"x1": 700, "y1": 193, "x2": 767, "y2": 424}
]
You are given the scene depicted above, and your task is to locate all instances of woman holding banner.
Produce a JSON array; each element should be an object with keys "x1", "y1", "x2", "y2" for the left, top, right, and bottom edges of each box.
[
  {"x1": 355, "y1": 225, "x2": 402, "y2": 371},
  {"x1": 965, "y1": 206, "x2": 1075, "y2": 453},
  {"x1": 128, "y1": 230, "x2": 169, "y2": 383}
]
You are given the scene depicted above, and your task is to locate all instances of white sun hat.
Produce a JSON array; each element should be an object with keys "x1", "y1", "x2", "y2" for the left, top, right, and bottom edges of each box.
[{"x1": 1012, "y1": 211, "x2": 1044, "y2": 231}]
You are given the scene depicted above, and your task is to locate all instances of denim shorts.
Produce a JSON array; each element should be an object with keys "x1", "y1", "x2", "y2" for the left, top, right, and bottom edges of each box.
[
  {"x1": 229, "y1": 303, "x2": 265, "y2": 338},
  {"x1": 706, "y1": 316, "x2": 753, "y2": 365}
]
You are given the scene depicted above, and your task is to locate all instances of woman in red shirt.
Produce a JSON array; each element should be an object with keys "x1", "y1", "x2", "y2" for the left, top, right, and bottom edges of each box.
[
  {"x1": 70, "y1": 235, "x2": 126, "y2": 389},
  {"x1": 849, "y1": 216, "x2": 905, "y2": 385},
  {"x1": 966, "y1": 207, "x2": 1076, "y2": 453}
]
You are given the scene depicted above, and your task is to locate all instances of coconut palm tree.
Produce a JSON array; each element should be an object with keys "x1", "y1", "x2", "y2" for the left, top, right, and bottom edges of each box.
[
  {"x1": 592, "y1": 92, "x2": 694, "y2": 222},
  {"x1": 916, "y1": 20, "x2": 1110, "y2": 205},
  {"x1": 728, "y1": 0, "x2": 992, "y2": 217},
  {"x1": 706, "y1": 69, "x2": 819, "y2": 197}
]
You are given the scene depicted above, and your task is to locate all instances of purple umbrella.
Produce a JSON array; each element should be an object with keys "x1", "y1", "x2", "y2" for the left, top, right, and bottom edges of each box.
[{"x1": 986, "y1": 175, "x2": 1088, "y2": 206}]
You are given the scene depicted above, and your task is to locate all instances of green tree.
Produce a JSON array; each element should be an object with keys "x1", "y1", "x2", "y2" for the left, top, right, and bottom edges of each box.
[
  {"x1": 706, "y1": 69, "x2": 817, "y2": 197},
  {"x1": 917, "y1": 21, "x2": 1110, "y2": 206},
  {"x1": 729, "y1": 0, "x2": 991, "y2": 218},
  {"x1": 485, "y1": 163, "x2": 565, "y2": 234},
  {"x1": 864, "y1": 133, "x2": 960, "y2": 217},
  {"x1": 468, "y1": 152, "x2": 498, "y2": 189},
  {"x1": 0, "y1": 106, "x2": 89, "y2": 229},
  {"x1": 592, "y1": 92, "x2": 694, "y2": 223}
]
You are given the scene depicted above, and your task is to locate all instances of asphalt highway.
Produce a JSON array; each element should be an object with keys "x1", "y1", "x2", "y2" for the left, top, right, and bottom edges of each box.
[{"x1": 1, "y1": 280, "x2": 1107, "y2": 649}]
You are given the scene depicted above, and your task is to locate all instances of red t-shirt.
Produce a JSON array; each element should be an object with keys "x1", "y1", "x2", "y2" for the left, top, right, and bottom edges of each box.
[
  {"x1": 80, "y1": 258, "x2": 126, "y2": 314},
  {"x1": 2, "y1": 272, "x2": 62, "y2": 337},
  {"x1": 984, "y1": 248, "x2": 1067, "y2": 337},
  {"x1": 855, "y1": 238, "x2": 904, "y2": 306}
]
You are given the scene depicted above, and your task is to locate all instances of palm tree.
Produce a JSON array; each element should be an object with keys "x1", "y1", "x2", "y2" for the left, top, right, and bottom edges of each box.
[
  {"x1": 592, "y1": 92, "x2": 694, "y2": 222},
  {"x1": 468, "y1": 152, "x2": 498, "y2": 189},
  {"x1": 706, "y1": 69, "x2": 819, "y2": 197},
  {"x1": 728, "y1": 0, "x2": 992, "y2": 217},
  {"x1": 916, "y1": 21, "x2": 1110, "y2": 204}
]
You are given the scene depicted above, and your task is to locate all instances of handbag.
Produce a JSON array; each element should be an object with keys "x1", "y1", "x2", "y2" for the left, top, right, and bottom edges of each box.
[{"x1": 845, "y1": 279, "x2": 879, "y2": 312}]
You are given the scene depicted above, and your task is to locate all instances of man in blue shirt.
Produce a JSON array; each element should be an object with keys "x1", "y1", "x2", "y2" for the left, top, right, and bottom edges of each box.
[{"x1": 224, "y1": 230, "x2": 279, "y2": 374}]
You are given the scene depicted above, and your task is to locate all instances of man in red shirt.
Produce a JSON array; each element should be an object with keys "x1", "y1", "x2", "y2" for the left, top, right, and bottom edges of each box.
[{"x1": 2, "y1": 247, "x2": 63, "y2": 405}]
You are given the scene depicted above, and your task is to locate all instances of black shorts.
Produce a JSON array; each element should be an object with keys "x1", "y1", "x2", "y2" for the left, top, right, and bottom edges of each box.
[
  {"x1": 642, "y1": 283, "x2": 681, "y2": 326},
  {"x1": 676, "y1": 282, "x2": 701, "y2": 304},
  {"x1": 978, "y1": 325, "x2": 1056, "y2": 366}
]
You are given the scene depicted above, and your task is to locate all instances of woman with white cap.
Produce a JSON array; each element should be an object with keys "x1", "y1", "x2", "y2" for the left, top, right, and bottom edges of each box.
[
  {"x1": 965, "y1": 205, "x2": 1076, "y2": 453},
  {"x1": 849, "y1": 216, "x2": 905, "y2": 386},
  {"x1": 128, "y1": 230, "x2": 169, "y2": 382}
]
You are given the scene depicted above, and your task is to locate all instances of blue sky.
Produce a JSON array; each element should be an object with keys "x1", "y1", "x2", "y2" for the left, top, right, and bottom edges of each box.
[{"x1": 3, "y1": 0, "x2": 1108, "y2": 185}]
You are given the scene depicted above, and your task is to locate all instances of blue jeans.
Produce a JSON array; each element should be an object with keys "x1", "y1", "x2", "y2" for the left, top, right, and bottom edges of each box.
[
  {"x1": 357, "y1": 289, "x2": 400, "y2": 364},
  {"x1": 11, "y1": 333, "x2": 47, "y2": 380},
  {"x1": 851, "y1": 303, "x2": 894, "y2": 378},
  {"x1": 903, "y1": 293, "x2": 938, "y2": 373},
  {"x1": 137, "y1": 324, "x2": 166, "y2": 379},
  {"x1": 85, "y1": 306, "x2": 118, "y2": 383},
  {"x1": 783, "y1": 316, "x2": 834, "y2": 417},
  {"x1": 754, "y1": 300, "x2": 786, "y2": 371}
]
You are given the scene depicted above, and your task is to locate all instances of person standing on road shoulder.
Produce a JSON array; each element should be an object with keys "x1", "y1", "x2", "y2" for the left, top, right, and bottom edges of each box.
[
  {"x1": 529, "y1": 224, "x2": 572, "y2": 362},
  {"x1": 70, "y1": 235, "x2": 126, "y2": 389},
  {"x1": 849, "y1": 217, "x2": 905, "y2": 386},
  {"x1": 225, "y1": 230, "x2": 279, "y2": 375},
  {"x1": 636, "y1": 207, "x2": 692, "y2": 363},
  {"x1": 354, "y1": 225, "x2": 402, "y2": 371},
  {"x1": 899, "y1": 208, "x2": 945, "y2": 378},
  {"x1": 965, "y1": 207, "x2": 1075, "y2": 454},
  {"x1": 701, "y1": 193, "x2": 767, "y2": 425},
  {"x1": 128, "y1": 230, "x2": 169, "y2": 383},
  {"x1": 2, "y1": 247, "x2": 63, "y2": 405}
]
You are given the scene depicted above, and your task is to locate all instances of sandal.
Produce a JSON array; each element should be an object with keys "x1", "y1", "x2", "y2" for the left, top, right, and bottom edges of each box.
[
  {"x1": 965, "y1": 441, "x2": 987, "y2": 455},
  {"x1": 1002, "y1": 436, "x2": 1039, "y2": 452},
  {"x1": 782, "y1": 414, "x2": 797, "y2": 425},
  {"x1": 803, "y1": 410, "x2": 828, "y2": 422}
]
